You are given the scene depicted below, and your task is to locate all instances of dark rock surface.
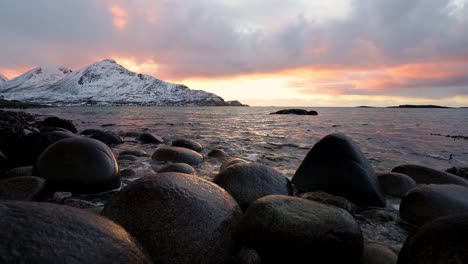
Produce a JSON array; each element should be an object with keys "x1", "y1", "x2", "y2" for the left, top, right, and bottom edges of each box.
[
  {"x1": 219, "y1": 157, "x2": 248, "y2": 173},
  {"x1": 270, "y1": 109, "x2": 318, "y2": 115},
  {"x1": 172, "y1": 138, "x2": 203, "y2": 152},
  {"x1": 234, "y1": 248, "x2": 262, "y2": 264},
  {"x1": 85, "y1": 130, "x2": 123, "y2": 146},
  {"x1": 208, "y1": 149, "x2": 229, "y2": 159},
  {"x1": 298, "y1": 191, "x2": 356, "y2": 213},
  {"x1": 120, "y1": 168, "x2": 137, "y2": 178},
  {"x1": 0, "y1": 99, "x2": 49, "y2": 109},
  {"x1": 361, "y1": 242, "x2": 398, "y2": 264},
  {"x1": 0, "y1": 201, "x2": 151, "y2": 263},
  {"x1": 35, "y1": 137, "x2": 120, "y2": 194},
  {"x1": 0, "y1": 176, "x2": 46, "y2": 200},
  {"x1": 119, "y1": 149, "x2": 148, "y2": 157},
  {"x1": 152, "y1": 146, "x2": 203, "y2": 165},
  {"x1": 136, "y1": 132, "x2": 164, "y2": 144},
  {"x1": 446, "y1": 166, "x2": 468, "y2": 180},
  {"x1": 35, "y1": 116, "x2": 77, "y2": 133},
  {"x1": 239, "y1": 195, "x2": 363, "y2": 263},
  {"x1": 157, "y1": 162, "x2": 196, "y2": 174},
  {"x1": 102, "y1": 172, "x2": 242, "y2": 264},
  {"x1": 392, "y1": 164, "x2": 468, "y2": 186},
  {"x1": 398, "y1": 214, "x2": 468, "y2": 264},
  {"x1": 378, "y1": 172, "x2": 416, "y2": 198},
  {"x1": 118, "y1": 154, "x2": 138, "y2": 161},
  {"x1": 5, "y1": 166, "x2": 33, "y2": 178},
  {"x1": 292, "y1": 133, "x2": 386, "y2": 207},
  {"x1": 213, "y1": 163, "x2": 292, "y2": 211},
  {"x1": 399, "y1": 184, "x2": 468, "y2": 226}
]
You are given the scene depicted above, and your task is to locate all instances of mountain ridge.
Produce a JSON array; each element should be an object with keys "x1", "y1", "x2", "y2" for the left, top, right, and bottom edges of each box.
[{"x1": 0, "y1": 59, "x2": 247, "y2": 106}]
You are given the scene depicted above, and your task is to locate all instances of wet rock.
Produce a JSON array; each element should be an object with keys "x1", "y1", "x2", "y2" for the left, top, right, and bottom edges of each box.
[
  {"x1": 292, "y1": 133, "x2": 386, "y2": 207},
  {"x1": 219, "y1": 157, "x2": 248, "y2": 173},
  {"x1": 0, "y1": 176, "x2": 46, "y2": 201},
  {"x1": 361, "y1": 242, "x2": 397, "y2": 264},
  {"x1": 399, "y1": 184, "x2": 468, "y2": 226},
  {"x1": 398, "y1": 214, "x2": 468, "y2": 264},
  {"x1": 152, "y1": 146, "x2": 203, "y2": 165},
  {"x1": 157, "y1": 163, "x2": 196, "y2": 174},
  {"x1": 208, "y1": 149, "x2": 229, "y2": 159},
  {"x1": 120, "y1": 131, "x2": 142, "y2": 138},
  {"x1": 0, "y1": 150, "x2": 9, "y2": 174},
  {"x1": 119, "y1": 149, "x2": 148, "y2": 157},
  {"x1": 239, "y1": 195, "x2": 363, "y2": 263},
  {"x1": 378, "y1": 172, "x2": 416, "y2": 198},
  {"x1": 120, "y1": 168, "x2": 137, "y2": 178},
  {"x1": 5, "y1": 166, "x2": 33, "y2": 178},
  {"x1": 446, "y1": 166, "x2": 468, "y2": 180},
  {"x1": 51, "y1": 191, "x2": 73, "y2": 202},
  {"x1": 298, "y1": 191, "x2": 356, "y2": 213},
  {"x1": 80, "y1": 129, "x2": 102, "y2": 136},
  {"x1": 234, "y1": 248, "x2": 262, "y2": 264},
  {"x1": 102, "y1": 172, "x2": 242, "y2": 264},
  {"x1": 213, "y1": 163, "x2": 292, "y2": 211},
  {"x1": 392, "y1": 164, "x2": 468, "y2": 187},
  {"x1": 63, "y1": 198, "x2": 100, "y2": 209},
  {"x1": 35, "y1": 137, "x2": 120, "y2": 194},
  {"x1": 36, "y1": 116, "x2": 77, "y2": 133},
  {"x1": 87, "y1": 130, "x2": 123, "y2": 146},
  {"x1": 172, "y1": 138, "x2": 203, "y2": 152},
  {"x1": 118, "y1": 154, "x2": 138, "y2": 161},
  {"x1": 137, "y1": 132, "x2": 163, "y2": 144},
  {"x1": 270, "y1": 109, "x2": 318, "y2": 115},
  {"x1": 0, "y1": 201, "x2": 151, "y2": 263}
]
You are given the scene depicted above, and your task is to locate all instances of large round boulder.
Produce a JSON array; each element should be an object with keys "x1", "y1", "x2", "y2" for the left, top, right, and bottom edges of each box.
[
  {"x1": 398, "y1": 214, "x2": 468, "y2": 264},
  {"x1": 137, "y1": 132, "x2": 164, "y2": 144},
  {"x1": 88, "y1": 130, "x2": 124, "y2": 146},
  {"x1": 219, "y1": 157, "x2": 248, "y2": 173},
  {"x1": 378, "y1": 172, "x2": 416, "y2": 198},
  {"x1": 399, "y1": 184, "x2": 468, "y2": 226},
  {"x1": 392, "y1": 164, "x2": 468, "y2": 187},
  {"x1": 172, "y1": 138, "x2": 203, "y2": 152},
  {"x1": 35, "y1": 137, "x2": 120, "y2": 194},
  {"x1": 361, "y1": 242, "x2": 398, "y2": 264},
  {"x1": 36, "y1": 116, "x2": 78, "y2": 133},
  {"x1": 213, "y1": 163, "x2": 292, "y2": 211},
  {"x1": 0, "y1": 201, "x2": 151, "y2": 263},
  {"x1": 102, "y1": 172, "x2": 242, "y2": 263},
  {"x1": 0, "y1": 176, "x2": 46, "y2": 201},
  {"x1": 152, "y1": 146, "x2": 203, "y2": 165},
  {"x1": 292, "y1": 133, "x2": 386, "y2": 207},
  {"x1": 239, "y1": 195, "x2": 363, "y2": 263},
  {"x1": 157, "y1": 162, "x2": 196, "y2": 174}
]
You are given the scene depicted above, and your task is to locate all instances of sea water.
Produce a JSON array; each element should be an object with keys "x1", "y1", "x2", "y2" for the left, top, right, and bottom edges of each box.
[{"x1": 24, "y1": 106, "x2": 468, "y2": 178}]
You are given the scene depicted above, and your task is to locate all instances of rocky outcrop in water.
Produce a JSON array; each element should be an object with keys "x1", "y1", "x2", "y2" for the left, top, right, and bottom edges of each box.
[{"x1": 270, "y1": 108, "x2": 318, "y2": 115}]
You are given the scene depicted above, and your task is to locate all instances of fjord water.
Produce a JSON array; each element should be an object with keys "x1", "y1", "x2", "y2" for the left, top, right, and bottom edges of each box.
[{"x1": 25, "y1": 106, "x2": 468, "y2": 178}]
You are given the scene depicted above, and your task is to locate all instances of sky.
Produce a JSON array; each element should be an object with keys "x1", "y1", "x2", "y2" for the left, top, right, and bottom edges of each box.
[{"x1": 0, "y1": 0, "x2": 467, "y2": 106}]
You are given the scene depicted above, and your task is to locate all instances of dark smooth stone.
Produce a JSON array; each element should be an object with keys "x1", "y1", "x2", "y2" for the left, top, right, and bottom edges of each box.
[
  {"x1": 0, "y1": 176, "x2": 46, "y2": 201},
  {"x1": 137, "y1": 132, "x2": 164, "y2": 144},
  {"x1": 292, "y1": 133, "x2": 386, "y2": 207},
  {"x1": 152, "y1": 146, "x2": 203, "y2": 165},
  {"x1": 157, "y1": 163, "x2": 196, "y2": 174},
  {"x1": 392, "y1": 164, "x2": 468, "y2": 187},
  {"x1": 361, "y1": 242, "x2": 397, "y2": 264},
  {"x1": 120, "y1": 168, "x2": 137, "y2": 178},
  {"x1": 172, "y1": 138, "x2": 203, "y2": 152},
  {"x1": 120, "y1": 131, "x2": 143, "y2": 138},
  {"x1": 219, "y1": 157, "x2": 248, "y2": 173},
  {"x1": 88, "y1": 130, "x2": 123, "y2": 146},
  {"x1": 239, "y1": 195, "x2": 363, "y2": 263},
  {"x1": 398, "y1": 214, "x2": 468, "y2": 264},
  {"x1": 0, "y1": 201, "x2": 151, "y2": 263},
  {"x1": 102, "y1": 172, "x2": 242, "y2": 264},
  {"x1": 80, "y1": 129, "x2": 102, "y2": 136},
  {"x1": 119, "y1": 149, "x2": 148, "y2": 157},
  {"x1": 399, "y1": 184, "x2": 468, "y2": 226},
  {"x1": 208, "y1": 149, "x2": 228, "y2": 159},
  {"x1": 378, "y1": 172, "x2": 416, "y2": 198},
  {"x1": 298, "y1": 191, "x2": 356, "y2": 213},
  {"x1": 36, "y1": 116, "x2": 77, "y2": 133},
  {"x1": 213, "y1": 163, "x2": 292, "y2": 211},
  {"x1": 35, "y1": 137, "x2": 120, "y2": 194},
  {"x1": 234, "y1": 248, "x2": 262, "y2": 264}
]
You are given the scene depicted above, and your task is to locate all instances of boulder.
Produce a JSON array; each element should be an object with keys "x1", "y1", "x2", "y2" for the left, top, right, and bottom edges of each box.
[
  {"x1": 87, "y1": 130, "x2": 123, "y2": 146},
  {"x1": 220, "y1": 157, "x2": 248, "y2": 173},
  {"x1": 0, "y1": 201, "x2": 151, "y2": 263},
  {"x1": 36, "y1": 116, "x2": 77, "y2": 133},
  {"x1": 398, "y1": 214, "x2": 468, "y2": 264},
  {"x1": 172, "y1": 138, "x2": 203, "y2": 152},
  {"x1": 137, "y1": 132, "x2": 163, "y2": 144},
  {"x1": 399, "y1": 184, "x2": 468, "y2": 226},
  {"x1": 102, "y1": 172, "x2": 242, "y2": 263},
  {"x1": 157, "y1": 163, "x2": 196, "y2": 174},
  {"x1": 152, "y1": 146, "x2": 203, "y2": 165},
  {"x1": 239, "y1": 195, "x2": 363, "y2": 263},
  {"x1": 208, "y1": 149, "x2": 229, "y2": 159},
  {"x1": 298, "y1": 191, "x2": 356, "y2": 213},
  {"x1": 361, "y1": 242, "x2": 397, "y2": 264},
  {"x1": 120, "y1": 131, "x2": 142, "y2": 138},
  {"x1": 234, "y1": 248, "x2": 261, "y2": 264},
  {"x1": 378, "y1": 172, "x2": 416, "y2": 198},
  {"x1": 270, "y1": 109, "x2": 318, "y2": 115},
  {"x1": 292, "y1": 133, "x2": 386, "y2": 207},
  {"x1": 213, "y1": 163, "x2": 292, "y2": 211},
  {"x1": 120, "y1": 168, "x2": 137, "y2": 178},
  {"x1": 0, "y1": 176, "x2": 46, "y2": 201},
  {"x1": 392, "y1": 164, "x2": 468, "y2": 187},
  {"x1": 35, "y1": 137, "x2": 120, "y2": 194}
]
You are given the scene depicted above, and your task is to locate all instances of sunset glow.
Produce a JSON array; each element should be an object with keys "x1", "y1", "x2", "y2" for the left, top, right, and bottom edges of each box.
[{"x1": 1, "y1": 0, "x2": 467, "y2": 106}]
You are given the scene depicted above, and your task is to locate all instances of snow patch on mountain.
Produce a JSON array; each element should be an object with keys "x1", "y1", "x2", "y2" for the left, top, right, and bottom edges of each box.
[{"x1": 0, "y1": 66, "x2": 72, "y2": 94}]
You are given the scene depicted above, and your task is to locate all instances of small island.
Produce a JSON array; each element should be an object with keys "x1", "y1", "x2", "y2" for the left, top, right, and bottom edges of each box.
[
  {"x1": 270, "y1": 109, "x2": 318, "y2": 115},
  {"x1": 387, "y1": 105, "x2": 451, "y2": 109}
]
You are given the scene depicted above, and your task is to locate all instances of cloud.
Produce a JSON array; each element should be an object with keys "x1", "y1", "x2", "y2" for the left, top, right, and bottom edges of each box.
[{"x1": 109, "y1": 5, "x2": 128, "y2": 30}]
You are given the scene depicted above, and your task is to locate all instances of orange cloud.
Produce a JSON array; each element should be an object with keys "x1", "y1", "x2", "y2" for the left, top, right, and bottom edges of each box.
[
  {"x1": 112, "y1": 56, "x2": 159, "y2": 75},
  {"x1": 109, "y1": 5, "x2": 128, "y2": 30}
]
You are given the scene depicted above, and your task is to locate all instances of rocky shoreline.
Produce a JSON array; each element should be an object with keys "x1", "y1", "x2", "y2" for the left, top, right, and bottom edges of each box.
[{"x1": 0, "y1": 109, "x2": 467, "y2": 263}]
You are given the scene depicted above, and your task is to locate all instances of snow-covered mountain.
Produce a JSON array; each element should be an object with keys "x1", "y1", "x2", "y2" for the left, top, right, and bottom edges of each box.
[
  {"x1": 0, "y1": 73, "x2": 8, "y2": 84},
  {"x1": 0, "y1": 66, "x2": 72, "y2": 94},
  {"x1": 0, "y1": 59, "x2": 245, "y2": 106}
]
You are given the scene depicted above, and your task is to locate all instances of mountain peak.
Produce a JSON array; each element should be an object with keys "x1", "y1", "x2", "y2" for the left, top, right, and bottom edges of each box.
[
  {"x1": 99, "y1": 59, "x2": 117, "y2": 64},
  {"x1": 0, "y1": 65, "x2": 72, "y2": 93},
  {"x1": 0, "y1": 73, "x2": 8, "y2": 83}
]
